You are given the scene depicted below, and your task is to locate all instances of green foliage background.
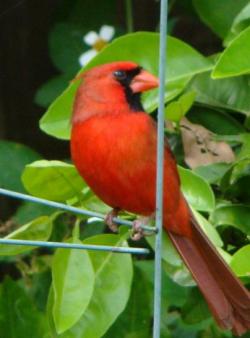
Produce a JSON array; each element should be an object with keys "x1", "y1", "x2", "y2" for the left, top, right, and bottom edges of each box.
[{"x1": 1, "y1": 0, "x2": 250, "y2": 337}]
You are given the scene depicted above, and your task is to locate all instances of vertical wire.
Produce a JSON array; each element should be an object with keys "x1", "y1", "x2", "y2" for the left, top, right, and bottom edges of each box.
[{"x1": 153, "y1": 0, "x2": 168, "y2": 337}]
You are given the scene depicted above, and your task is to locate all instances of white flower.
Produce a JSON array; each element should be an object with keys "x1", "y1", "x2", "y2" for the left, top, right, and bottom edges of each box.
[{"x1": 79, "y1": 25, "x2": 115, "y2": 66}]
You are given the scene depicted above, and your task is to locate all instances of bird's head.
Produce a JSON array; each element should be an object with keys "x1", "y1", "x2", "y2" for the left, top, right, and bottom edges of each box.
[{"x1": 72, "y1": 61, "x2": 159, "y2": 123}]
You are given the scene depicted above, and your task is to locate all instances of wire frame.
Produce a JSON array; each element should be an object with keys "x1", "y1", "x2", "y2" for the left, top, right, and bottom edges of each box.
[{"x1": 0, "y1": 1, "x2": 168, "y2": 336}]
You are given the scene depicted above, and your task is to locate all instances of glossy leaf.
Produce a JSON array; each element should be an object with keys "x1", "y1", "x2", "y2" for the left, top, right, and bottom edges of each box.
[
  {"x1": 192, "y1": 209, "x2": 223, "y2": 247},
  {"x1": 0, "y1": 216, "x2": 53, "y2": 256},
  {"x1": 230, "y1": 245, "x2": 250, "y2": 277},
  {"x1": 210, "y1": 205, "x2": 250, "y2": 235},
  {"x1": 194, "y1": 163, "x2": 231, "y2": 185},
  {"x1": 165, "y1": 91, "x2": 196, "y2": 122},
  {"x1": 52, "y1": 239, "x2": 95, "y2": 333},
  {"x1": 0, "y1": 277, "x2": 49, "y2": 337},
  {"x1": 61, "y1": 234, "x2": 133, "y2": 338},
  {"x1": 147, "y1": 233, "x2": 195, "y2": 287},
  {"x1": 40, "y1": 32, "x2": 212, "y2": 139},
  {"x1": 178, "y1": 166, "x2": 215, "y2": 212},
  {"x1": 104, "y1": 262, "x2": 152, "y2": 338},
  {"x1": 0, "y1": 140, "x2": 41, "y2": 193},
  {"x1": 190, "y1": 71, "x2": 250, "y2": 116},
  {"x1": 213, "y1": 26, "x2": 250, "y2": 78},
  {"x1": 22, "y1": 160, "x2": 85, "y2": 202},
  {"x1": 224, "y1": 3, "x2": 250, "y2": 44},
  {"x1": 193, "y1": 0, "x2": 248, "y2": 38}
]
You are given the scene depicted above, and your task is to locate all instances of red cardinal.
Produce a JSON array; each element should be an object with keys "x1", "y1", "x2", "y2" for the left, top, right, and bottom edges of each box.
[{"x1": 71, "y1": 61, "x2": 250, "y2": 335}]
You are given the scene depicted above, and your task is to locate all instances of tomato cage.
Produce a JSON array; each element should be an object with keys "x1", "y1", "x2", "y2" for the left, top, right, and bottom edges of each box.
[{"x1": 0, "y1": 1, "x2": 168, "y2": 337}]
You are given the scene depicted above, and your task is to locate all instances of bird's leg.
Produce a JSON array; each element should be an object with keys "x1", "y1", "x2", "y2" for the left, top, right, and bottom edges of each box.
[
  {"x1": 104, "y1": 207, "x2": 121, "y2": 232},
  {"x1": 131, "y1": 214, "x2": 155, "y2": 241}
]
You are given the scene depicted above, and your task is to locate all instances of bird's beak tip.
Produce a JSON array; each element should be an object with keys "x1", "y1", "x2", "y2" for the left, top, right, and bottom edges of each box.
[{"x1": 130, "y1": 70, "x2": 159, "y2": 93}]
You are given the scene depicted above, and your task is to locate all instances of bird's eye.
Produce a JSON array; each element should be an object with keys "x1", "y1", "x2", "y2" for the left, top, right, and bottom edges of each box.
[{"x1": 113, "y1": 70, "x2": 127, "y2": 80}]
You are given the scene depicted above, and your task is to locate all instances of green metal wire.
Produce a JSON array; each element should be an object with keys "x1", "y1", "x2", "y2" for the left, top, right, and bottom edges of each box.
[
  {"x1": 0, "y1": 1, "x2": 169, "y2": 334},
  {"x1": 0, "y1": 238, "x2": 149, "y2": 255},
  {"x1": 153, "y1": 0, "x2": 168, "y2": 337},
  {"x1": 0, "y1": 188, "x2": 156, "y2": 233}
]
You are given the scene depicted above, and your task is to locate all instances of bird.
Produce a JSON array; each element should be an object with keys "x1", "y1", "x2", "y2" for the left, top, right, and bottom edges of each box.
[{"x1": 70, "y1": 61, "x2": 250, "y2": 336}]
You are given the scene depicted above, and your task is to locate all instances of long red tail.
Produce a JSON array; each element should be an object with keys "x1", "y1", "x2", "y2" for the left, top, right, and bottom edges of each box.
[{"x1": 168, "y1": 212, "x2": 250, "y2": 336}]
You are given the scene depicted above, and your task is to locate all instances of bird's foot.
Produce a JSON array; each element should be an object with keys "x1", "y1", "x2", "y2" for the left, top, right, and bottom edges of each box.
[
  {"x1": 131, "y1": 215, "x2": 155, "y2": 241},
  {"x1": 104, "y1": 208, "x2": 120, "y2": 232}
]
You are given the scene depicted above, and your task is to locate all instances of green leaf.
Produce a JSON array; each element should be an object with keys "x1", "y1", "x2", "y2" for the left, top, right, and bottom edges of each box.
[
  {"x1": 178, "y1": 166, "x2": 215, "y2": 212},
  {"x1": 147, "y1": 232, "x2": 182, "y2": 267},
  {"x1": 49, "y1": 22, "x2": 86, "y2": 76},
  {"x1": 231, "y1": 3, "x2": 250, "y2": 34},
  {"x1": 61, "y1": 234, "x2": 133, "y2": 338},
  {"x1": 224, "y1": 3, "x2": 250, "y2": 44},
  {"x1": 13, "y1": 202, "x2": 54, "y2": 224},
  {"x1": 0, "y1": 277, "x2": 49, "y2": 337},
  {"x1": 193, "y1": 163, "x2": 231, "y2": 185},
  {"x1": 52, "y1": 239, "x2": 95, "y2": 333},
  {"x1": 147, "y1": 233, "x2": 195, "y2": 287},
  {"x1": 230, "y1": 245, "x2": 250, "y2": 277},
  {"x1": 236, "y1": 134, "x2": 250, "y2": 160},
  {"x1": 182, "y1": 288, "x2": 211, "y2": 325},
  {"x1": 213, "y1": 26, "x2": 250, "y2": 78},
  {"x1": 192, "y1": 209, "x2": 223, "y2": 247},
  {"x1": 219, "y1": 136, "x2": 250, "y2": 193},
  {"x1": 165, "y1": 91, "x2": 196, "y2": 122},
  {"x1": 0, "y1": 216, "x2": 53, "y2": 256},
  {"x1": 193, "y1": 0, "x2": 248, "y2": 38},
  {"x1": 35, "y1": 74, "x2": 70, "y2": 108},
  {"x1": 220, "y1": 160, "x2": 250, "y2": 200},
  {"x1": 190, "y1": 71, "x2": 250, "y2": 116},
  {"x1": 163, "y1": 260, "x2": 195, "y2": 287},
  {"x1": 104, "y1": 262, "x2": 152, "y2": 338},
  {"x1": 0, "y1": 140, "x2": 41, "y2": 193},
  {"x1": 40, "y1": 32, "x2": 212, "y2": 139},
  {"x1": 232, "y1": 157, "x2": 250, "y2": 184},
  {"x1": 210, "y1": 205, "x2": 250, "y2": 235},
  {"x1": 22, "y1": 160, "x2": 85, "y2": 202}
]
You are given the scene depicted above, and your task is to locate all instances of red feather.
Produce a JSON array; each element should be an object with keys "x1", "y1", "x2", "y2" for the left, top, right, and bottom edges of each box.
[{"x1": 71, "y1": 61, "x2": 250, "y2": 335}]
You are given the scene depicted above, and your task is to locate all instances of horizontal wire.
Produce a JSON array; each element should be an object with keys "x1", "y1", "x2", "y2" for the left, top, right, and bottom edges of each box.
[
  {"x1": 0, "y1": 238, "x2": 150, "y2": 254},
  {"x1": 0, "y1": 188, "x2": 156, "y2": 232}
]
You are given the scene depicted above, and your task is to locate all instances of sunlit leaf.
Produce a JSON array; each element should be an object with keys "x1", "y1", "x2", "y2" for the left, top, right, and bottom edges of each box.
[
  {"x1": 194, "y1": 163, "x2": 231, "y2": 185},
  {"x1": 0, "y1": 216, "x2": 53, "y2": 256},
  {"x1": 230, "y1": 245, "x2": 250, "y2": 277},
  {"x1": 52, "y1": 239, "x2": 95, "y2": 333},
  {"x1": 210, "y1": 205, "x2": 250, "y2": 235},
  {"x1": 61, "y1": 234, "x2": 133, "y2": 338},
  {"x1": 178, "y1": 166, "x2": 215, "y2": 212},
  {"x1": 165, "y1": 91, "x2": 196, "y2": 122},
  {"x1": 40, "y1": 32, "x2": 212, "y2": 139},
  {"x1": 190, "y1": 72, "x2": 250, "y2": 116},
  {"x1": 22, "y1": 160, "x2": 85, "y2": 202},
  {"x1": 213, "y1": 26, "x2": 250, "y2": 78}
]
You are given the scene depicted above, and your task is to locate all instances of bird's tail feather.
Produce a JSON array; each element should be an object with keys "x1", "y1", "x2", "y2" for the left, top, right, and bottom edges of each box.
[{"x1": 168, "y1": 213, "x2": 250, "y2": 336}]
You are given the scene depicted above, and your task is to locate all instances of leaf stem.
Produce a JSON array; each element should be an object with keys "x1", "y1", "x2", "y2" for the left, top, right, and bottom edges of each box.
[{"x1": 125, "y1": 0, "x2": 134, "y2": 33}]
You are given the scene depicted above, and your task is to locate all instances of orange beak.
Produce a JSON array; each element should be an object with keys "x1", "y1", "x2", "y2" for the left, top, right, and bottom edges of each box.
[{"x1": 130, "y1": 70, "x2": 159, "y2": 93}]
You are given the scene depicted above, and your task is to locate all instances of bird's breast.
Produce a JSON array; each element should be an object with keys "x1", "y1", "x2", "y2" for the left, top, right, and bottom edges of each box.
[{"x1": 71, "y1": 113, "x2": 157, "y2": 214}]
